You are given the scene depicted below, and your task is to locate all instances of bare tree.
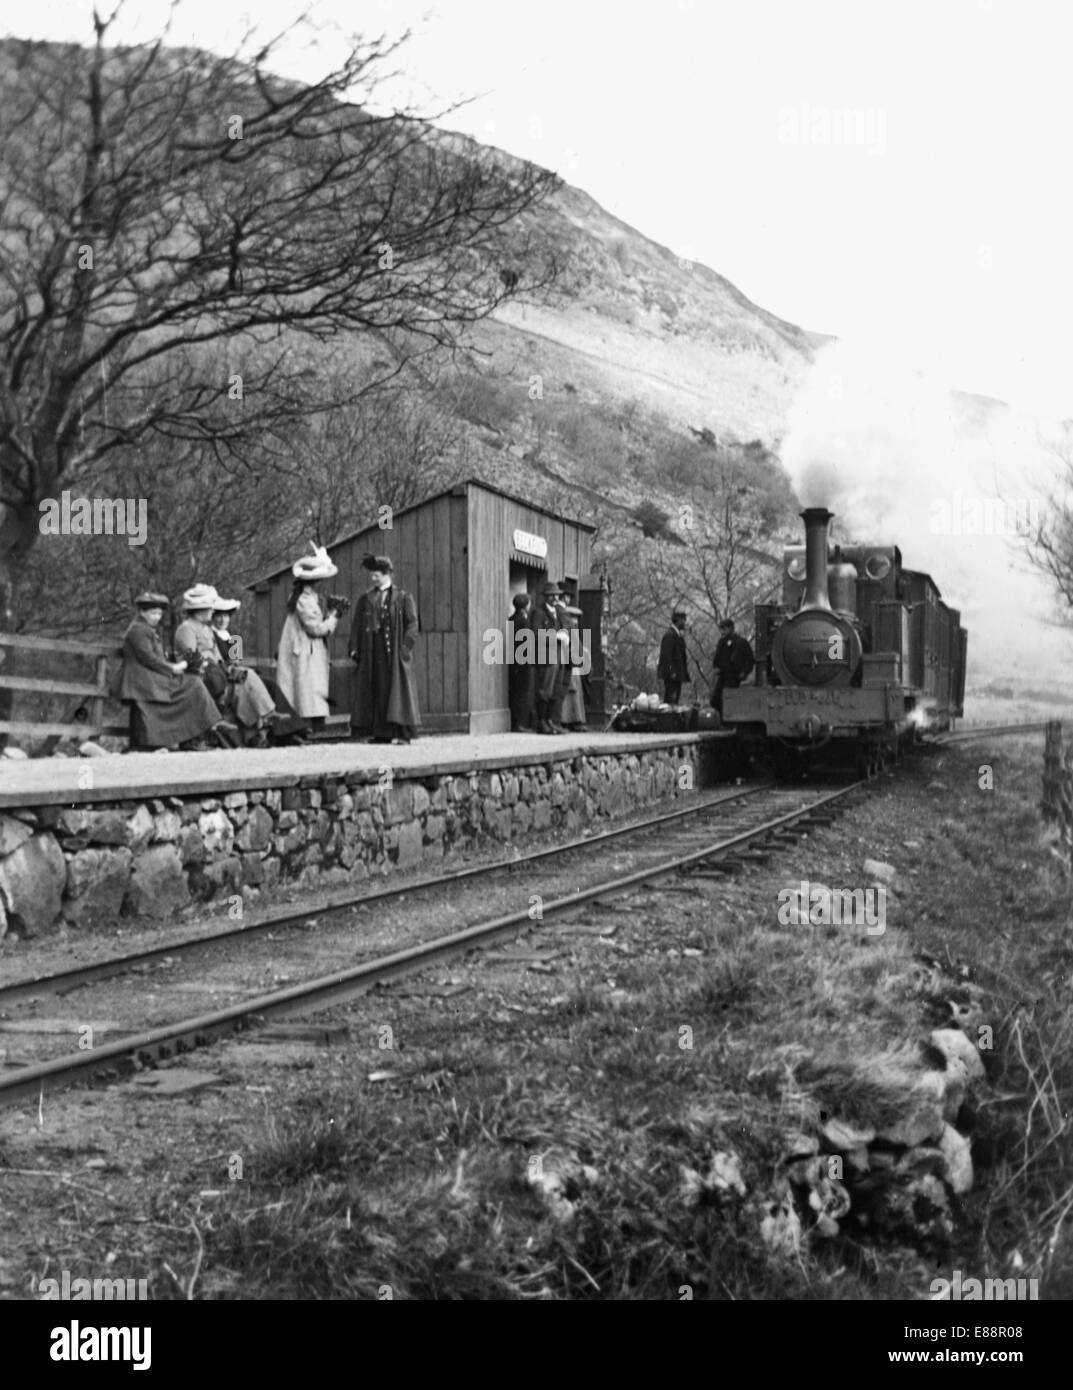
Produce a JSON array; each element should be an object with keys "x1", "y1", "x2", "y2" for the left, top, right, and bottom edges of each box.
[
  {"x1": 0, "y1": 8, "x2": 560, "y2": 627},
  {"x1": 595, "y1": 460, "x2": 790, "y2": 698},
  {"x1": 1025, "y1": 424, "x2": 1073, "y2": 609},
  {"x1": 293, "y1": 374, "x2": 475, "y2": 546}
]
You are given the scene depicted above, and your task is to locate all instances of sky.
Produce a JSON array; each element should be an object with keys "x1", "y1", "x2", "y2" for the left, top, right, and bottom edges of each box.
[{"x1": 8, "y1": 0, "x2": 1072, "y2": 423}]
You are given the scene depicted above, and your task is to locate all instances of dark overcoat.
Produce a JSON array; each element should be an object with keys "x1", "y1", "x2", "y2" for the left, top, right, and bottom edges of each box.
[
  {"x1": 112, "y1": 614, "x2": 220, "y2": 746},
  {"x1": 657, "y1": 627, "x2": 690, "y2": 684},
  {"x1": 713, "y1": 632, "x2": 755, "y2": 687},
  {"x1": 532, "y1": 601, "x2": 567, "y2": 700},
  {"x1": 348, "y1": 585, "x2": 422, "y2": 730},
  {"x1": 507, "y1": 610, "x2": 536, "y2": 726}
]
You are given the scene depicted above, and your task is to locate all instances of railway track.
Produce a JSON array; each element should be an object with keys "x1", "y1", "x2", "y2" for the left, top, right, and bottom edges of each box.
[
  {"x1": 932, "y1": 721, "x2": 1049, "y2": 745},
  {"x1": 0, "y1": 779, "x2": 863, "y2": 1108}
]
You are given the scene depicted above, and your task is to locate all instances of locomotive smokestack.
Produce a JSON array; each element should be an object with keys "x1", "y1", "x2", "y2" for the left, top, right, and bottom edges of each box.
[{"x1": 800, "y1": 507, "x2": 834, "y2": 612}]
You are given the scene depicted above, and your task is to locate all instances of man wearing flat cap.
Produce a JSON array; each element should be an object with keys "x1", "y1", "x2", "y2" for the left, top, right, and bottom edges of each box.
[
  {"x1": 712, "y1": 617, "x2": 755, "y2": 714},
  {"x1": 349, "y1": 554, "x2": 421, "y2": 744},
  {"x1": 657, "y1": 609, "x2": 690, "y2": 705}
]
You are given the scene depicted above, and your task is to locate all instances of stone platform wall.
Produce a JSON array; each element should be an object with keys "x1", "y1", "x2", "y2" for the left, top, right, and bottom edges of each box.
[{"x1": 0, "y1": 742, "x2": 721, "y2": 936}]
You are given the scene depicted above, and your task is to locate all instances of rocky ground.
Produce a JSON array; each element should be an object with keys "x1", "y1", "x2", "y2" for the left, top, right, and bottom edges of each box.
[{"x1": 0, "y1": 734, "x2": 1068, "y2": 1300}]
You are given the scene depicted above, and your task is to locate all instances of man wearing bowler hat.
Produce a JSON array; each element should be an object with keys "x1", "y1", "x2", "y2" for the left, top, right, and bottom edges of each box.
[
  {"x1": 349, "y1": 554, "x2": 421, "y2": 744},
  {"x1": 657, "y1": 608, "x2": 690, "y2": 705},
  {"x1": 532, "y1": 580, "x2": 568, "y2": 734},
  {"x1": 712, "y1": 617, "x2": 755, "y2": 715}
]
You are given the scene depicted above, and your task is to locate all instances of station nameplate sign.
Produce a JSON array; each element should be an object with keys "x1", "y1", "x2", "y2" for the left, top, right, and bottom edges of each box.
[{"x1": 513, "y1": 529, "x2": 548, "y2": 559}]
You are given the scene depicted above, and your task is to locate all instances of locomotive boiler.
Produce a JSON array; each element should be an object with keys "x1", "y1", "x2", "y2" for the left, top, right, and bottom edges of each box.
[{"x1": 721, "y1": 507, "x2": 968, "y2": 776}]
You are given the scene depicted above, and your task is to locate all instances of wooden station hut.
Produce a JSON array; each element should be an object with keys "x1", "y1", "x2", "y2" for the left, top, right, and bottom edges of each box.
[{"x1": 246, "y1": 480, "x2": 602, "y2": 733}]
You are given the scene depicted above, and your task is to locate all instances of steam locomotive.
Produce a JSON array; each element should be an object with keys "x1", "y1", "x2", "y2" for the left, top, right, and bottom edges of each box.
[{"x1": 721, "y1": 507, "x2": 967, "y2": 777}]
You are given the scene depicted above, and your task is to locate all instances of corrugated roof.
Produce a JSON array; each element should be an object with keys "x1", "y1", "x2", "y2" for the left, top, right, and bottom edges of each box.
[{"x1": 247, "y1": 478, "x2": 596, "y2": 588}]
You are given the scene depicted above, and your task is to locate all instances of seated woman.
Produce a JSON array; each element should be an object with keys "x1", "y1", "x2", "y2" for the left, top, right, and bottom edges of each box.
[
  {"x1": 174, "y1": 584, "x2": 277, "y2": 745},
  {"x1": 113, "y1": 592, "x2": 237, "y2": 751},
  {"x1": 211, "y1": 596, "x2": 308, "y2": 744}
]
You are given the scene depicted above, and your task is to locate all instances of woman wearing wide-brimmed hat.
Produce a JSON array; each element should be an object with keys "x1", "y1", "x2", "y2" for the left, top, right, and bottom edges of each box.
[
  {"x1": 213, "y1": 597, "x2": 308, "y2": 745},
  {"x1": 175, "y1": 584, "x2": 277, "y2": 741},
  {"x1": 348, "y1": 554, "x2": 421, "y2": 744},
  {"x1": 112, "y1": 592, "x2": 238, "y2": 751},
  {"x1": 276, "y1": 544, "x2": 344, "y2": 725}
]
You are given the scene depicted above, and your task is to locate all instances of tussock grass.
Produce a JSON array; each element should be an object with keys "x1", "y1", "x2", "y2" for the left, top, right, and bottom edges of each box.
[
  {"x1": 189, "y1": 741, "x2": 1070, "y2": 1298},
  {"x1": 906, "y1": 740, "x2": 1073, "y2": 1299}
]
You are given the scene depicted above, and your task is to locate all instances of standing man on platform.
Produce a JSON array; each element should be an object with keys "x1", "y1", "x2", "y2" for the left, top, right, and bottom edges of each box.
[
  {"x1": 349, "y1": 554, "x2": 421, "y2": 744},
  {"x1": 507, "y1": 592, "x2": 536, "y2": 732},
  {"x1": 712, "y1": 617, "x2": 755, "y2": 715},
  {"x1": 533, "y1": 580, "x2": 568, "y2": 734},
  {"x1": 657, "y1": 608, "x2": 690, "y2": 705}
]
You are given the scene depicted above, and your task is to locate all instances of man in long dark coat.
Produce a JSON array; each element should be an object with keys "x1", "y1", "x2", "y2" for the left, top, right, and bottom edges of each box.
[
  {"x1": 657, "y1": 608, "x2": 690, "y2": 705},
  {"x1": 532, "y1": 580, "x2": 568, "y2": 734},
  {"x1": 507, "y1": 593, "x2": 536, "y2": 732},
  {"x1": 348, "y1": 554, "x2": 421, "y2": 744}
]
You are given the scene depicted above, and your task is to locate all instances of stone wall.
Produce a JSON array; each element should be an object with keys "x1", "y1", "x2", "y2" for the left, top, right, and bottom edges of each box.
[{"x1": 0, "y1": 744, "x2": 713, "y2": 937}]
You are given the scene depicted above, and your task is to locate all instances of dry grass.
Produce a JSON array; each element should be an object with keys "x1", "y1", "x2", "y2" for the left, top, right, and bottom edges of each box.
[
  {"x1": 176, "y1": 739, "x2": 1071, "y2": 1299},
  {"x1": 903, "y1": 742, "x2": 1073, "y2": 1297}
]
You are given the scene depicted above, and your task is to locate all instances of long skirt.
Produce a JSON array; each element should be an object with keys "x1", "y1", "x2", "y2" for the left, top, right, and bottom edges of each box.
[
  {"x1": 359, "y1": 634, "x2": 416, "y2": 740},
  {"x1": 509, "y1": 661, "x2": 536, "y2": 729},
  {"x1": 257, "y1": 673, "x2": 308, "y2": 740},
  {"x1": 230, "y1": 670, "x2": 276, "y2": 727},
  {"x1": 133, "y1": 680, "x2": 220, "y2": 749},
  {"x1": 561, "y1": 668, "x2": 586, "y2": 727}
]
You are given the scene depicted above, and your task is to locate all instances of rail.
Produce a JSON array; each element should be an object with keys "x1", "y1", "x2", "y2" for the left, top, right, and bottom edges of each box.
[{"x1": 0, "y1": 781, "x2": 859, "y2": 1107}]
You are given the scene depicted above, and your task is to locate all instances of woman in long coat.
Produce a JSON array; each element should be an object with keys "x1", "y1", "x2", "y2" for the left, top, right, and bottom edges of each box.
[
  {"x1": 558, "y1": 604, "x2": 588, "y2": 730},
  {"x1": 113, "y1": 593, "x2": 233, "y2": 750},
  {"x1": 348, "y1": 554, "x2": 421, "y2": 743},
  {"x1": 276, "y1": 546, "x2": 340, "y2": 724}
]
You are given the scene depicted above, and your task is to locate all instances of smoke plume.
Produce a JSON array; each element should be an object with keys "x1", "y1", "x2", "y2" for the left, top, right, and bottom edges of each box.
[{"x1": 778, "y1": 340, "x2": 1073, "y2": 700}]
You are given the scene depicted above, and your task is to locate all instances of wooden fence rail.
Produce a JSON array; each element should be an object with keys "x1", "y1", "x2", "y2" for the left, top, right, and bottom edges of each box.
[{"x1": 0, "y1": 631, "x2": 351, "y2": 748}]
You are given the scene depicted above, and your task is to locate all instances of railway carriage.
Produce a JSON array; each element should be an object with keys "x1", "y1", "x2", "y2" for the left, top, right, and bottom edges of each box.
[{"x1": 722, "y1": 507, "x2": 967, "y2": 776}]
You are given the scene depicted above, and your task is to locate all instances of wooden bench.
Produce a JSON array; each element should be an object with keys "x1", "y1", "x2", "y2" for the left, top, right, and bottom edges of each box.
[{"x1": 0, "y1": 632, "x2": 351, "y2": 752}]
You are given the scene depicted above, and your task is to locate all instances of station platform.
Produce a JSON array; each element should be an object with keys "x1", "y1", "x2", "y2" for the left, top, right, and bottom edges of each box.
[
  {"x1": 0, "y1": 729, "x2": 735, "y2": 810},
  {"x1": 0, "y1": 729, "x2": 741, "y2": 931}
]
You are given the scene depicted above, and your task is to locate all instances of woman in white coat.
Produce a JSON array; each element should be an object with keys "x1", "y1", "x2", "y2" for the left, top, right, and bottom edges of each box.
[{"x1": 276, "y1": 545, "x2": 341, "y2": 725}]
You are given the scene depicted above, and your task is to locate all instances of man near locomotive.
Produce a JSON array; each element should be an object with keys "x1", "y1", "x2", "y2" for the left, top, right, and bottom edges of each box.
[
  {"x1": 349, "y1": 554, "x2": 421, "y2": 744},
  {"x1": 657, "y1": 608, "x2": 690, "y2": 705},
  {"x1": 712, "y1": 617, "x2": 755, "y2": 715}
]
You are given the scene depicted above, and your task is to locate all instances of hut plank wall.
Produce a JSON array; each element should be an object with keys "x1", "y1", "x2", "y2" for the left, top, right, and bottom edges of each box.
[{"x1": 248, "y1": 482, "x2": 590, "y2": 734}]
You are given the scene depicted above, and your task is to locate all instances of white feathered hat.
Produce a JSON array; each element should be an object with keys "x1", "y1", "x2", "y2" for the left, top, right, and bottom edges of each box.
[
  {"x1": 292, "y1": 543, "x2": 338, "y2": 581},
  {"x1": 181, "y1": 583, "x2": 219, "y2": 611}
]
